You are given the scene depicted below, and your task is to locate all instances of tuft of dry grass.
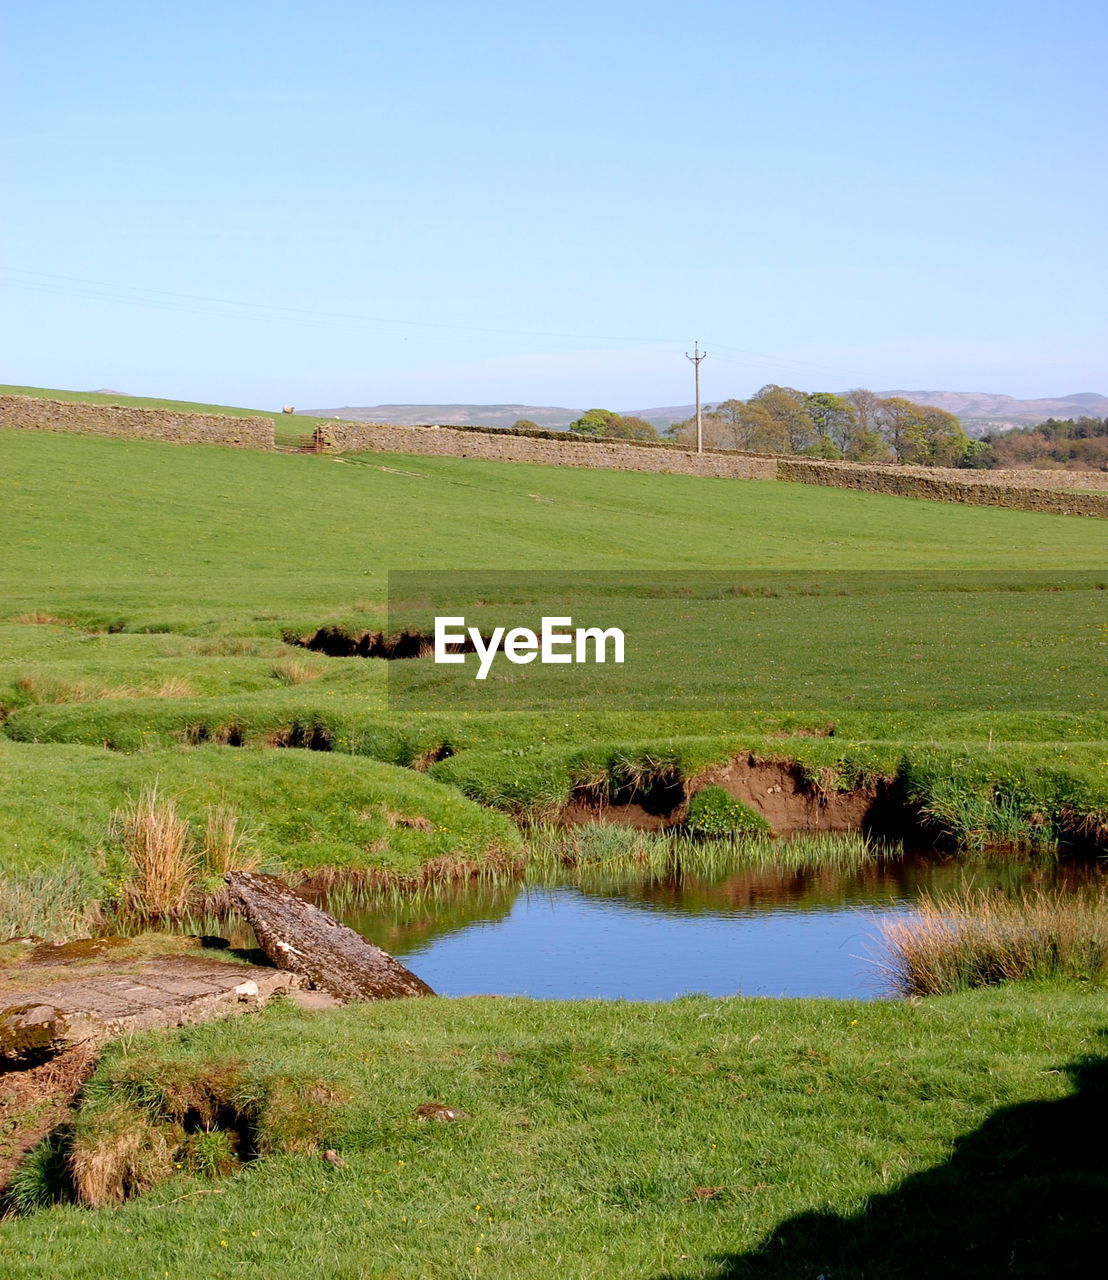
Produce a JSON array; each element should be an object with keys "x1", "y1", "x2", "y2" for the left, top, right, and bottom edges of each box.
[
  {"x1": 270, "y1": 657, "x2": 325, "y2": 685},
  {"x1": 12, "y1": 674, "x2": 154, "y2": 704},
  {"x1": 154, "y1": 676, "x2": 193, "y2": 698},
  {"x1": 14, "y1": 674, "x2": 99, "y2": 705},
  {"x1": 11, "y1": 611, "x2": 73, "y2": 626},
  {"x1": 881, "y1": 887, "x2": 1108, "y2": 996},
  {"x1": 113, "y1": 786, "x2": 198, "y2": 921},
  {"x1": 201, "y1": 802, "x2": 261, "y2": 876},
  {"x1": 69, "y1": 1105, "x2": 179, "y2": 1207}
]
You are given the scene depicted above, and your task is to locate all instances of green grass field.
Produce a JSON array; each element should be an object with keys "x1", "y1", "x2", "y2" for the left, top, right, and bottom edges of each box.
[
  {"x1": 1, "y1": 423, "x2": 1105, "y2": 930},
  {"x1": 1, "y1": 405, "x2": 1107, "y2": 1270},
  {"x1": 2, "y1": 986, "x2": 1105, "y2": 1278}
]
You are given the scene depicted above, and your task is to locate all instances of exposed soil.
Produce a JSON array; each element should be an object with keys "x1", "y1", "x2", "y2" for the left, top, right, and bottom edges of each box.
[
  {"x1": 696, "y1": 756, "x2": 885, "y2": 836},
  {"x1": 285, "y1": 625, "x2": 477, "y2": 660},
  {"x1": 0, "y1": 1043, "x2": 96, "y2": 1199},
  {"x1": 559, "y1": 754, "x2": 904, "y2": 838},
  {"x1": 562, "y1": 769, "x2": 687, "y2": 832}
]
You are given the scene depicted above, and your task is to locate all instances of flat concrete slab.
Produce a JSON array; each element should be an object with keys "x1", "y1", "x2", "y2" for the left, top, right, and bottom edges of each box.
[{"x1": 2, "y1": 948, "x2": 302, "y2": 1048}]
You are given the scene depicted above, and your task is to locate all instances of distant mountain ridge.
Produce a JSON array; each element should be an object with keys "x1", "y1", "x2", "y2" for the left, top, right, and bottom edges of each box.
[
  {"x1": 299, "y1": 403, "x2": 580, "y2": 429},
  {"x1": 301, "y1": 391, "x2": 1107, "y2": 436},
  {"x1": 877, "y1": 391, "x2": 1108, "y2": 434}
]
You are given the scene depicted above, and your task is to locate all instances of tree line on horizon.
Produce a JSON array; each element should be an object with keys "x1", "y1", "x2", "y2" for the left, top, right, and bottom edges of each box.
[
  {"x1": 513, "y1": 389, "x2": 972, "y2": 467},
  {"x1": 509, "y1": 394, "x2": 1108, "y2": 471}
]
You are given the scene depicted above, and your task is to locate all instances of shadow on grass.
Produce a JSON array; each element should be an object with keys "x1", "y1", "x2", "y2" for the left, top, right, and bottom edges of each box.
[{"x1": 660, "y1": 1036, "x2": 1108, "y2": 1279}]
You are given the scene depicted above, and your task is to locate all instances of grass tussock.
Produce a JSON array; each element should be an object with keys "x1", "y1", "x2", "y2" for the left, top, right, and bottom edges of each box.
[
  {"x1": 112, "y1": 786, "x2": 198, "y2": 921},
  {"x1": 60, "y1": 1057, "x2": 348, "y2": 1206},
  {"x1": 201, "y1": 802, "x2": 261, "y2": 877},
  {"x1": 882, "y1": 886, "x2": 1108, "y2": 995},
  {"x1": 154, "y1": 676, "x2": 193, "y2": 698},
  {"x1": 10, "y1": 611, "x2": 74, "y2": 626},
  {"x1": 270, "y1": 657, "x2": 325, "y2": 685},
  {"x1": 68, "y1": 1105, "x2": 179, "y2": 1208}
]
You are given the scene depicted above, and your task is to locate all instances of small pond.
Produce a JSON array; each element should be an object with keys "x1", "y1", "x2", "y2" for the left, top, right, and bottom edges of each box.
[{"x1": 320, "y1": 840, "x2": 1107, "y2": 1001}]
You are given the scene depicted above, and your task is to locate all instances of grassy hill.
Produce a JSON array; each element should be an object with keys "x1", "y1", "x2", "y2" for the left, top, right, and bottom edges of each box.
[{"x1": 4, "y1": 428, "x2": 1105, "y2": 624}]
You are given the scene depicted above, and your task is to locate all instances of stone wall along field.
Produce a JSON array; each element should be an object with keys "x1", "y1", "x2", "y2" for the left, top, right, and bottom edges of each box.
[
  {"x1": 0, "y1": 395, "x2": 274, "y2": 450},
  {"x1": 778, "y1": 458, "x2": 1108, "y2": 519},
  {"x1": 961, "y1": 466, "x2": 1108, "y2": 493},
  {"x1": 313, "y1": 421, "x2": 778, "y2": 480}
]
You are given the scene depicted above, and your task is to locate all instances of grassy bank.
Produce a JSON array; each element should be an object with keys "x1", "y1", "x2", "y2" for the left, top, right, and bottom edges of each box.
[
  {"x1": 2, "y1": 985, "x2": 1105, "y2": 1276},
  {"x1": 0, "y1": 740, "x2": 520, "y2": 938}
]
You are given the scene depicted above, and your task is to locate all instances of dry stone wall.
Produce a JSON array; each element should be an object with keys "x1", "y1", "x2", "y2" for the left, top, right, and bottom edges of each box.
[
  {"x1": 0, "y1": 395, "x2": 274, "y2": 449},
  {"x1": 313, "y1": 421, "x2": 778, "y2": 480},
  {"x1": 778, "y1": 458, "x2": 1108, "y2": 518},
  {"x1": 5, "y1": 393, "x2": 1104, "y2": 518},
  {"x1": 960, "y1": 466, "x2": 1108, "y2": 493}
]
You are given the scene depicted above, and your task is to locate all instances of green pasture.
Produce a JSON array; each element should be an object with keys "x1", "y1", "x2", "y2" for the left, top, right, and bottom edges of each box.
[
  {"x1": 0, "y1": 424, "x2": 1105, "y2": 931},
  {"x1": 1, "y1": 404, "x2": 1107, "y2": 1272},
  {"x1": 4, "y1": 428, "x2": 1106, "y2": 631},
  {"x1": 2, "y1": 986, "x2": 1105, "y2": 1278}
]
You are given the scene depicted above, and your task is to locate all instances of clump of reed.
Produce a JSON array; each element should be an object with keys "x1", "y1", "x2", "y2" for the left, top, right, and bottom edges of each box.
[
  {"x1": 525, "y1": 825, "x2": 677, "y2": 885},
  {"x1": 112, "y1": 786, "x2": 198, "y2": 920},
  {"x1": 110, "y1": 788, "x2": 261, "y2": 922},
  {"x1": 201, "y1": 802, "x2": 262, "y2": 877},
  {"x1": 881, "y1": 886, "x2": 1108, "y2": 996},
  {"x1": 0, "y1": 866, "x2": 99, "y2": 941},
  {"x1": 524, "y1": 824, "x2": 885, "y2": 890}
]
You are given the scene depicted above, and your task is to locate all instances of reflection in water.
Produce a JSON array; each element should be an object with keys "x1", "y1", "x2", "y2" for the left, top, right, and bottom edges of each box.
[{"x1": 329, "y1": 844, "x2": 1107, "y2": 1002}]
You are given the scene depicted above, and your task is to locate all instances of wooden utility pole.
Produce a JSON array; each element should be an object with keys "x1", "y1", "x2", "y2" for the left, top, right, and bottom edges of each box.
[{"x1": 685, "y1": 342, "x2": 707, "y2": 453}]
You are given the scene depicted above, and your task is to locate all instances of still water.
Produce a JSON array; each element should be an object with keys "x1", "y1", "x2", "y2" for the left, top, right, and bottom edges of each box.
[{"x1": 327, "y1": 846, "x2": 1105, "y2": 1002}]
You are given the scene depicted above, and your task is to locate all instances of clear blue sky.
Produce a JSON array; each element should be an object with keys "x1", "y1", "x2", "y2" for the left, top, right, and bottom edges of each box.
[{"x1": 3, "y1": 0, "x2": 1105, "y2": 410}]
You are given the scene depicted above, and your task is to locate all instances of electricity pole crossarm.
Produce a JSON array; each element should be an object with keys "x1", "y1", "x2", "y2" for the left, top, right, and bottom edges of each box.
[{"x1": 685, "y1": 343, "x2": 708, "y2": 453}]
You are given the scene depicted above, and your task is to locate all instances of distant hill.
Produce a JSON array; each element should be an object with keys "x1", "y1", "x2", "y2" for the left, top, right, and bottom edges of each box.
[
  {"x1": 302, "y1": 392, "x2": 1108, "y2": 437},
  {"x1": 877, "y1": 391, "x2": 1108, "y2": 436},
  {"x1": 299, "y1": 403, "x2": 581, "y2": 430}
]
